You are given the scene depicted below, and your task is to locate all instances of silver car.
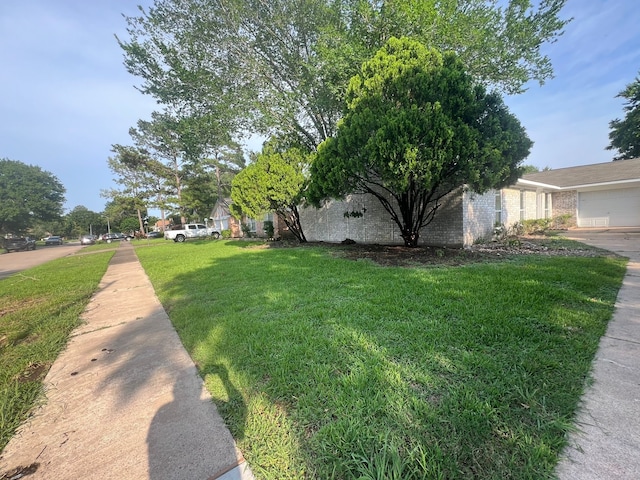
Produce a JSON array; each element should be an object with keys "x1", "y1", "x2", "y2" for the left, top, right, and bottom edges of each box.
[{"x1": 80, "y1": 235, "x2": 96, "y2": 245}]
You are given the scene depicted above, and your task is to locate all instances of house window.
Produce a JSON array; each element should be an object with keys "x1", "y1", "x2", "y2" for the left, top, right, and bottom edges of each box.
[
  {"x1": 215, "y1": 217, "x2": 229, "y2": 231},
  {"x1": 544, "y1": 193, "x2": 552, "y2": 218},
  {"x1": 246, "y1": 217, "x2": 257, "y2": 232},
  {"x1": 494, "y1": 191, "x2": 502, "y2": 224},
  {"x1": 519, "y1": 190, "x2": 526, "y2": 220}
]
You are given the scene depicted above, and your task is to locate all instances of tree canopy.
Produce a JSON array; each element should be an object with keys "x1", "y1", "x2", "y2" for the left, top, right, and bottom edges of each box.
[
  {"x1": 231, "y1": 142, "x2": 309, "y2": 242},
  {"x1": 308, "y1": 37, "x2": 532, "y2": 247},
  {"x1": 0, "y1": 158, "x2": 66, "y2": 235},
  {"x1": 607, "y1": 72, "x2": 640, "y2": 160},
  {"x1": 104, "y1": 145, "x2": 162, "y2": 233},
  {"x1": 63, "y1": 206, "x2": 105, "y2": 238},
  {"x1": 119, "y1": 0, "x2": 569, "y2": 149}
]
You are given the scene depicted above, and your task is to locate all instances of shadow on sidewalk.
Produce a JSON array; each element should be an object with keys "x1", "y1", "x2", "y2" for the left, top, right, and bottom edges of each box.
[{"x1": 146, "y1": 370, "x2": 246, "y2": 480}]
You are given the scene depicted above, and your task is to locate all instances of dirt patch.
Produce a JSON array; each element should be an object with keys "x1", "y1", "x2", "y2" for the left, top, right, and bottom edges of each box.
[
  {"x1": 15, "y1": 362, "x2": 50, "y2": 383},
  {"x1": 0, "y1": 463, "x2": 40, "y2": 479},
  {"x1": 0, "y1": 297, "x2": 48, "y2": 318}
]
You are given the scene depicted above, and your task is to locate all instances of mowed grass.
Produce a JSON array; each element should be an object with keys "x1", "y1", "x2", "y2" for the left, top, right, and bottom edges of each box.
[
  {"x1": 134, "y1": 240, "x2": 626, "y2": 479},
  {"x1": 0, "y1": 251, "x2": 114, "y2": 450}
]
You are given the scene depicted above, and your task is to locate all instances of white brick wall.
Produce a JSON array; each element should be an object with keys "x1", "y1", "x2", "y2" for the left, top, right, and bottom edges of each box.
[
  {"x1": 463, "y1": 190, "x2": 495, "y2": 245},
  {"x1": 298, "y1": 183, "x2": 578, "y2": 247},
  {"x1": 502, "y1": 187, "x2": 539, "y2": 226},
  {"x1": 299, "y1": 188, "x2": 473, "y2": 247},
  {"x1": 300, "y1": 193, "x2": 403, "y2": 244}
]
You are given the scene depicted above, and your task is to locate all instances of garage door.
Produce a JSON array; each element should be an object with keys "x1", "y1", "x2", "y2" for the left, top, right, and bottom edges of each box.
[{"x1": 578, "y1": 187, "x2": 640, "y2": 227}]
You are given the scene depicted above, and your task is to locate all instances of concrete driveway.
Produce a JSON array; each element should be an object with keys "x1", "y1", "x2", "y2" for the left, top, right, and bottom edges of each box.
[
  {"x1": 556, "y1": 228, "x2": 640, "y2": 479},
  {"x1": 0, "y1": 243, "x2": 84, "y2": 279},
  {"x1": 562, "y1": 227, "x2": 640, "y2": 257}
]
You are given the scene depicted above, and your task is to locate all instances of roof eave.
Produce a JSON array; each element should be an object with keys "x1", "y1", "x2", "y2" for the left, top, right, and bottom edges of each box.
[
  {"x1": 516, "y1": 177, "x2": 640, "y2": 190},
  {"x1": 516, "y1": 179, "x2": 562, "y2": 189}
]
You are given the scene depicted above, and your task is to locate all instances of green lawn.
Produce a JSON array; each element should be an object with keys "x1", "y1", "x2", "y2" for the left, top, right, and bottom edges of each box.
[
  {"x1": 134, "y1": 240, "x2": 627, "y2": 479},
  {"x1": 0, "y1": 251, "x2": 114, "y2": 449}
]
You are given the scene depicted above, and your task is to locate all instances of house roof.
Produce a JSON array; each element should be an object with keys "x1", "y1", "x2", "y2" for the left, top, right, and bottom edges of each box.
[
  {"x1": 519, "y1": 157, "x2": 640, "y2": 189},
  {"x1": 210, "y1": 198, "x2": 232, "y2": 219}
]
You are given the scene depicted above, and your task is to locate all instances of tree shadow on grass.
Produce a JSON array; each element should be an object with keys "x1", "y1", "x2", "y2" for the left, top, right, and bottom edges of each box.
[{"x1": 138, "y1": 242, "x2": 626, "y2": 478}]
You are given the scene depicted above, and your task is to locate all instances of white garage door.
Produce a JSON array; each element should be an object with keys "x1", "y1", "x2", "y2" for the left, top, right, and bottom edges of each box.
[{"x1": 578, "y1": 188, "x2": 640, "y2": 227}]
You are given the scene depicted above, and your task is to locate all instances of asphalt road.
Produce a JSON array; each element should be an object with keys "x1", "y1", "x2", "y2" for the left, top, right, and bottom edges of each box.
[{"x1": 0, "y1": 243, "x2": 84, "y2": 280}]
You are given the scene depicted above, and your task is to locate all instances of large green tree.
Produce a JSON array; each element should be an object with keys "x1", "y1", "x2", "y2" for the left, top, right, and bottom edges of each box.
[
  {"x1": 127, "y1": 111, "x2": 237, "y2": 224},
  {"x1": 102, "y1": 198, "x2": 142, "y2": 234},
  {"x1": 119, "y1": 0, "x2": 569, "y2": 149},
  {"x1": 104, "y1": 145, "x2": 160, "y2": 233},
  {"x1": 607, "y1": 72, "x2": 640, "y2": 160},
  {"x1": 182, "y1": 143, "x2": 246, "y2": 220},
  {"x1": 63, "y1": 206, "x2": 105, "y2": 238},
  {"x1": 0, "y1": 158, "x2": 65, "y2": 235},
  {"x1": 127, "y1": 113, "x2": 195, "y2": 224},
  {"x1": 308, "y1": 38, "x2": 532, "y2": 247},
  {"x1": 231, "y1": 142, "x2": 309, "y2": 242}
]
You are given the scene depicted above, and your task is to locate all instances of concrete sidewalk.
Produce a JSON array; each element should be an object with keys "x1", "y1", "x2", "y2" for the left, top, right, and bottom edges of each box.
[
  {"x1": 0, "y1": 242, "x2": 253, "y2": 480},
  {"x1": 556, "y1": 229, "x2": 640, "y2": 479}
]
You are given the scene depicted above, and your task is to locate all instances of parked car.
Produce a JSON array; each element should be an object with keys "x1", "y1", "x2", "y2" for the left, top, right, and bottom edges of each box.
[
  {"x1": 44, "y1": 236, "x2": 63, "y2": 246},
  {"x1": 206, "y1": 227, "x2": 221, "y2": 239},
  {"x1": 102, "y1": 233, "x2": 125, "y2": 243},
  {"x1": 3, "y1": 236, "x2": 36, "y2": 252},
  {"x1": 80, "y1": 235, "x2": 96, "y2": 245},
  {"x1": 145, "y1": 231, "x2": 163, "y2": 239},
  {"x1": 164, "y1": 223, "x2": 209, "y2": 242}
]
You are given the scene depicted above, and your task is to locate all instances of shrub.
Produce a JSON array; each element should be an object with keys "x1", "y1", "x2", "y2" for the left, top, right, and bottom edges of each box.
[
  {"x1": 552, "y1": 214, "x2": 573, "y2": 229},
  {"x1": 241, "y1": 223, "x2": 253, "y2": 238},
  {"x1": 521, "y1": 218, "x2": 552, "y2": 235},
  {"x1": 263, "y1": 220, "x2": 274, "y2": 239},
  {"x1": 221, "y1": 229, "x2": 232, "y2": 239},
  {"x1": 493, "y1": 223, "x2": 507, "y2": 241}
]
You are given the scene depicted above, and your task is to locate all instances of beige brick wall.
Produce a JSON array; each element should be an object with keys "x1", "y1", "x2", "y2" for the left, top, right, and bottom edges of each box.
[
  {"x1": 502, "y1": 187, "x2": 539, "y2": 226},
  {"x1": 551, "y1": 191, "x2": 577, "y2": 226}
]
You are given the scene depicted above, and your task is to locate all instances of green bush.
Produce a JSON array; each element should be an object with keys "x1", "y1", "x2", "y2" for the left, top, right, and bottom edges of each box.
[
  {"x1": 521, "y1": 218, "x2": 552, "y2": 235},
  {"x1": 263, "y1": 220, "x2": 274, "y2": 239},
  {"x1": 221, "y1": 229, "x2": 232, "y2": 239},
  {"x1": 241, "y1": 223, "x2": 253, "y2": 238},
  {"x1": 552, "y1": 214, "x2": 573, "y2": 229}
]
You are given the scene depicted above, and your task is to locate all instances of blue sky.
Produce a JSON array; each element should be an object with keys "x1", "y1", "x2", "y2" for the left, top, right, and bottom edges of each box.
[{"x1": 1, "y1": 1, "x2": 639, "y2": 213}]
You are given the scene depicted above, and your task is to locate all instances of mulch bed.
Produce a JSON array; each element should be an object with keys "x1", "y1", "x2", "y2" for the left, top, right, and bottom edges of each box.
[{"x1": 264, "y1": 235, "x2": 613, "y2": 268}]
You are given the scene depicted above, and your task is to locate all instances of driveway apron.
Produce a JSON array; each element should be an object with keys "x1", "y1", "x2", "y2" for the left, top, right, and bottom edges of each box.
[
  {"x1": 0, "y1": 241, "x2": 253, "y2": 480},
  {"x1": 556, "y1": 228, "x2": 640, "y2": 479}
]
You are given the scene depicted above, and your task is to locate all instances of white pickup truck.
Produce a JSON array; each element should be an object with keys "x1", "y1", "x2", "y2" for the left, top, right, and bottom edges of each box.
[{"x1": 164, "y1": 223, "x2": 220, "y2": 242}]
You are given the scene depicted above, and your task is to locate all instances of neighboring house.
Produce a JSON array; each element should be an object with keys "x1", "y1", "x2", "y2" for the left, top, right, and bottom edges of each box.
[
  {"x1": 154, "y1": 219, "x2": 171, "y2": 232},
  {"x1": 210, "y1": 199, "x2": 240, "y2": 236},
  {"x1": 299, "y1": 157, "x2": 640, "y2": 247},
  {"x1": 210, "y1": 199, "x2": 287, "y2": 239}
]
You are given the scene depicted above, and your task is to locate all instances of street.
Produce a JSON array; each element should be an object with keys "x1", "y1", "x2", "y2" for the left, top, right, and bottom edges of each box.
[{"x1": 0, "y1": 243, "x2": 84, "y2": 280}]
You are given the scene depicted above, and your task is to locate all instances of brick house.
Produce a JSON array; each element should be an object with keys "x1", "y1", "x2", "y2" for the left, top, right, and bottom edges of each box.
[
  {"x1": 153, "y1": 219, "x2": 171, "y2": 232},
  {"x1": 298, "y1": 158, "x2": 640, "y2": 247}
]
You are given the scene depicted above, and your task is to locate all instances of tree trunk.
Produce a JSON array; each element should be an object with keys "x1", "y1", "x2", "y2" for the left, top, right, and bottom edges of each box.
[
  {"x1": 401, "y1": 229, "x2": 419, "y2": 248},
  {"x1": 137, "y1": 209, "x2": 145, "y2": 234},
  {"x1": 277, "y1": 207, "x2": 307, "y2": 243}
]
